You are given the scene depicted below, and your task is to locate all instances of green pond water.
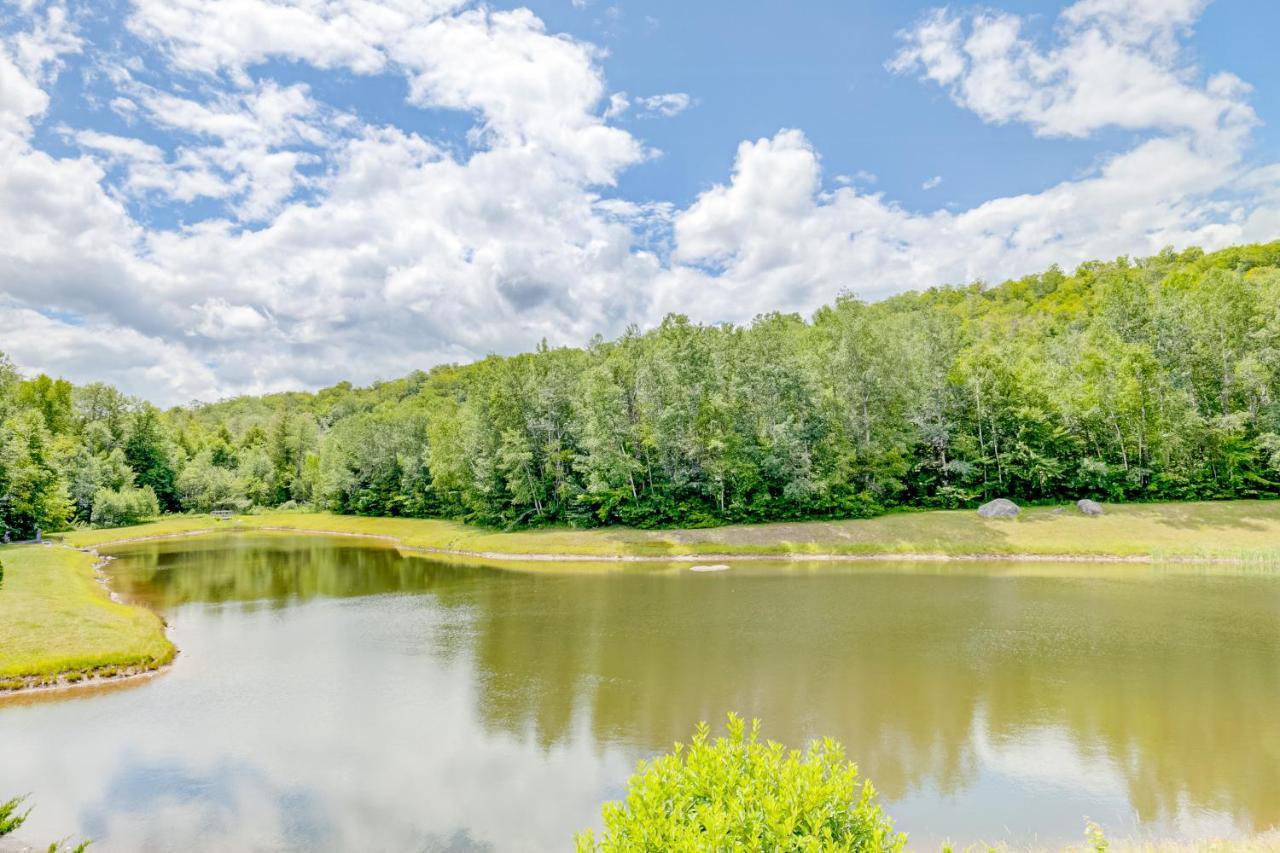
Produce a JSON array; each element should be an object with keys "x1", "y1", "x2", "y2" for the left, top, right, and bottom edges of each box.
[{"x1": 1, "y1": 533, "x2": 1278, "y2": 851}]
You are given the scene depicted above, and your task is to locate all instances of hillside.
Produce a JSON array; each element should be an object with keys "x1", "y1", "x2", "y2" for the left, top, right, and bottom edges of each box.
[{"x1": 4, "y1": 241, "x2": 1280, "y2": 536}]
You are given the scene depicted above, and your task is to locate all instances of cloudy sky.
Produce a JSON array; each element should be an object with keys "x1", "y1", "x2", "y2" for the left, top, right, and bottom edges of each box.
[{"x1": 1, "y1": 0, "x2": 1278, "y2": 405}]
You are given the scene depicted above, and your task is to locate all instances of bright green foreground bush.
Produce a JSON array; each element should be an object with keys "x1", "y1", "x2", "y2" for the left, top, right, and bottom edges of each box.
[{"x1": 577, "y1": 714, "x2": 906, "y2": 852}]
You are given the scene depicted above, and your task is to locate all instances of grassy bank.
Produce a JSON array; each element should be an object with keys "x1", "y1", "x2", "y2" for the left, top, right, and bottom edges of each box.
[
  {"x1": 984, "y1": 834, "x2": 1280, "y2": 853},
  {"x1": 59, "y1": 499, "x2": 1280, "y2": 563},
  {"x1": 0, "y1": 545, "x2": 174, "y2": 689},
  {"x1": 1100, "y1": 838, "x2": 1280, "y2": 853}
]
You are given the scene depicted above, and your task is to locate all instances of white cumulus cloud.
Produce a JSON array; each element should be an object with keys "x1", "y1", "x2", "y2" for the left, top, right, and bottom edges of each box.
[
  {"x1": 0, "y1": 0, "x2": 1277, "y2": 405},
  {"x1": 654, "y1": 0, "x2": 1276, "y2": 324},
  {"x1": 635, "y1": 92, "x2": 693, "y2": 118}
]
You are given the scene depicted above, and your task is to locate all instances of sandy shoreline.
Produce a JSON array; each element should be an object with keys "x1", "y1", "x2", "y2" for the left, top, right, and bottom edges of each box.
[{"x1": 0, "y1": 662, "x2": 172, "y2": 699}]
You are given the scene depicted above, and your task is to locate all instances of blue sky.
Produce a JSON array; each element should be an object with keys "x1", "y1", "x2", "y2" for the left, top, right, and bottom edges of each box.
[
  {"x1": 2, "y1": 0, "x2": 1279, "y2": 403},
  {"x1": 558, "y1": 0, "x2": 1280, "y2": 209}
]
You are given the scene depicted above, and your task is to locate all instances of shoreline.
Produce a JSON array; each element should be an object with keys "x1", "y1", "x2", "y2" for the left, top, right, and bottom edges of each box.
[
  {"x1": 0, "y1": 659, "x2": 173, "y2": 698},
  {"x1": 59, "y1": 502, "x2": 1280, "y2": 567},
  {"x1": 70, "y1": 523, "x2": 1271, "y2": 566}
]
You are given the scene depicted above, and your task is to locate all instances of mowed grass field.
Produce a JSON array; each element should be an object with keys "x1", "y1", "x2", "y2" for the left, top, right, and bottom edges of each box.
[
  {"x1": 0, "y1": 545, "x2": 174, "y2": 680},
  {"x1": 60, "y1": 499, "x2": 1280, "y2": 562}
]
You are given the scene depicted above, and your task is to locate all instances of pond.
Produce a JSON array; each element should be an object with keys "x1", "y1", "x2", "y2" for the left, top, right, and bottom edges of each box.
[{"x1": 1, "y1": 533, "x2": 1278, "y2": 851}]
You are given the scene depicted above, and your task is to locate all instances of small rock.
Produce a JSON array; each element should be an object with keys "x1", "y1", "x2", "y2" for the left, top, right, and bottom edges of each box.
[
  {"x1": 1076, "y1": 499, "x2": 1104, "y2": 516},
  {"x1": 689, "y1": 564, "x2": 730, "y2": 573},
  {"x1": 977, "y1": 498, "x2": 1020, "y2": 518}
]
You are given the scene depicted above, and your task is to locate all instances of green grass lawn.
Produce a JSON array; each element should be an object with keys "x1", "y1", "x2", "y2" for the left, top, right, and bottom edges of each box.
[
  {"x1": 0, "y1": 545, "x2": 174, "y2": 681},
  {"x1": 59, "y1": 499, "x2": 1280, "y2": 562}
]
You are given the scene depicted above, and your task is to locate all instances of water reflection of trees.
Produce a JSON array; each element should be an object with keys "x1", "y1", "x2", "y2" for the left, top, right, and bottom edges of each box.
[
  {"x1": 452, "y1": 570, "x2": 1280, "y2": 832},
  {"x1": 106, "y1": 535, "x2": 481, "y2": 609},
  {"x1": 110, "y1": 539, "x2": 1280, "y2": 832}
]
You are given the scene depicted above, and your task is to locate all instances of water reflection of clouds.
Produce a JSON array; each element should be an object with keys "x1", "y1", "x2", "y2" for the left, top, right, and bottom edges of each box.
[
  {"x1": 2, "y1": 600, "x2": 637, "y2": 851},
  {"x1": 970, "y1": 711, "x2": 1127, "y2": 799},
  {"x1": 78, "y1": 755, "x2": 331, "y2": 850}
]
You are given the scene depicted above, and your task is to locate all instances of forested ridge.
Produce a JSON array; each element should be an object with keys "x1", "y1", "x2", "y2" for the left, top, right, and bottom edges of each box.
[{"x1": 4, "y1": 241, "x2": 1280, "y2": 537}]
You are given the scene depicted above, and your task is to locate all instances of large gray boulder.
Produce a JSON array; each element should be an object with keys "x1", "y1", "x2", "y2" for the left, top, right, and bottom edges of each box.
[
  {"x1": 977, "y1": 498, "x2": 1020, "y2": 518},
  {"x1": 1076, "y1": 499, "x2": 1104, "y2": 516}
]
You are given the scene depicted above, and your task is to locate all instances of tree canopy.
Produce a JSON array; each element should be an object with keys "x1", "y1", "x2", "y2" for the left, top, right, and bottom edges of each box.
[{"x1": 4, "y1": 241, "x2": 1280, "y2": 536}]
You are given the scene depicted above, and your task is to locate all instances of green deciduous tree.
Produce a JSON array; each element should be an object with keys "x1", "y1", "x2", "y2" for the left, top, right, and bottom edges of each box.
[
  {"x1": 0, "y1": 411, "x2": 72, "y2": 538},
  {"x1": 124, "y1": 405, "x2": 179, "y2": 511}
]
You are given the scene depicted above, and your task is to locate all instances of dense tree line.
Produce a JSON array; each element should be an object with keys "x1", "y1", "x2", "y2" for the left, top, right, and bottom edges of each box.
[{"x1": 3, "y1": 241, "x2": 1280, "y2": 536}]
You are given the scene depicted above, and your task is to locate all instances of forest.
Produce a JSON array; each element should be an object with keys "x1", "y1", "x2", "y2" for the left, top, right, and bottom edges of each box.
[{"x1": 3, "y1": 241, "x2": 1280, "y2": 538}]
